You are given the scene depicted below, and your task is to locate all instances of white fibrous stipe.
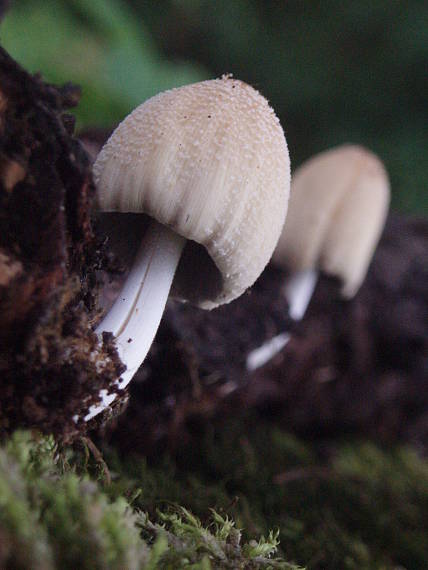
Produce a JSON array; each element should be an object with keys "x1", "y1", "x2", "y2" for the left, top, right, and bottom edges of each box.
[
  {"x1": 246, "y1": 332, "x2": 291, "y2": 371},
  {"x1": 81, "y1": 221, "x2": 185, "y2": 422},
  {"x1": 284, "y1": 269, "x2": 319, "y2": 321}
]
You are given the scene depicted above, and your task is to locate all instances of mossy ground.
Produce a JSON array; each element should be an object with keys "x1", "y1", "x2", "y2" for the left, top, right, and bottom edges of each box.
[{"x1": 1, "y1": 417, "x2": 427, "y2": 569}]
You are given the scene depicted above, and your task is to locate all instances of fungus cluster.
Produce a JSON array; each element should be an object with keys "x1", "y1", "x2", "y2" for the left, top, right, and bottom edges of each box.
[{"x1": 88, "y1": 76, "x2": 290, "y2": 420}]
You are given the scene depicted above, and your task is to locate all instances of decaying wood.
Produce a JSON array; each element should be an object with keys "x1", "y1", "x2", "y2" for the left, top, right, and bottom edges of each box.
[{"x1": 0, "y1": 48, "x2": 124, "y2": 439}]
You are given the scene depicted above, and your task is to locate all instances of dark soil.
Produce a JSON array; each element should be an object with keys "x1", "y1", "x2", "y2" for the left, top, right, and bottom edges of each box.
[{"x1": 108, "y1": 214, "x2": 428, "y2": 456}]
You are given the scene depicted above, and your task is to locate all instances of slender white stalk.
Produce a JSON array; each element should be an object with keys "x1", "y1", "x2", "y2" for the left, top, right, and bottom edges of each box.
[
  {"x1": 84, "y1": 220, "x2": 186, "y2": 422},
  {"x1": 283, "y1": 269, "x2": 319, "y2": 321},
  {"x1": 246, "y1": 332, "x2": 290, "y2": 371},
  {"x1": 245, "y1": 269, "x2": 318, "y2": 372}
]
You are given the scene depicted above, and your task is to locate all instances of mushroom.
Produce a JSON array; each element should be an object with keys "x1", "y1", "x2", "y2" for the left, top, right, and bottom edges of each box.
[
  {"x1": 86, "y1": 76, "x2": 290, "y2": 420},
  {"x1": 246, "y1": 144, "x2": 390, "y2": 371}
]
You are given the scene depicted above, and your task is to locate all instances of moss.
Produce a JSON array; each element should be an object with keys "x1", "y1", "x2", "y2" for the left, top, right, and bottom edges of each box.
[
  {"x1": 0, "y1": 431, "x2": 298, "y2": 569},
  {"x1": 1, "y1": 423, "x2": 428, "y2": 568},
  {"x1": 0, "y1": 432, "x2": 149, "y2": 569},
  {"x1": 104, "y1": 419, "x2": 428, "y2": 569}
]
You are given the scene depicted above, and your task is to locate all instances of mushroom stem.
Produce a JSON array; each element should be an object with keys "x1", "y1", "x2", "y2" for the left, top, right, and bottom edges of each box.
[
  {"x1": 283, "y1": 269, "x2": 319, "y2": 321},
  {"x1": 245, "y1": 269, "x2": 319, "y2": 372},
  {"x1": 246, "y1": 332, "x2": 291, "y2": 371},
  {"x1": 85, "y1": 219, "x2": 186, "y2": 421}
]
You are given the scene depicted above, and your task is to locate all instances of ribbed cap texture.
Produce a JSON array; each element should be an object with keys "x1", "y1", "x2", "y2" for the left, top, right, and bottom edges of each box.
[
  {"x1": 273, "y1": 145, "x2": 390, "y2": 297},
  {"x1": 94, "y1": 77, "x2": 290, "y2": 308}
]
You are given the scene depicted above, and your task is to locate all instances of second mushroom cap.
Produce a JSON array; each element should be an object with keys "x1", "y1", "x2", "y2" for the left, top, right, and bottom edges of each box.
[{"x1": 272, "y1": 144, "x2": 390, "y2": 298}]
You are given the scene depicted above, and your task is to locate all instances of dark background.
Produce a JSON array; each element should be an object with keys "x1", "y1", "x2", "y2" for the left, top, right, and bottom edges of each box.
[{"x1": 2, "y1": 0, "x2": 427, "y2": 214}]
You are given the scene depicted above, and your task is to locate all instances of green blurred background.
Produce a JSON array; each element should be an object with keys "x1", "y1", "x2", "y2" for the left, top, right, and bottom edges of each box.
[{"x1": 1, "y1": 0, "x2": 427, "y2": 214}]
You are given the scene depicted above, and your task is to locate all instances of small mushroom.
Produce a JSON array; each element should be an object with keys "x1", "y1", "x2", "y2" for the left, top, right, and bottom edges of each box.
[
  {"x1": 87, "y1": 76, "x2": 290, "y2": 420},
  {"x1": 272, "y1": 144, "x2": 390, "y2": 319},
  {"x1": 246, "y1": 144, "x2": 390, "y2": 371}
]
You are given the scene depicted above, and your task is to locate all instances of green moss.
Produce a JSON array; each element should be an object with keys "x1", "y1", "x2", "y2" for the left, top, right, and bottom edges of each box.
[
  {"x1": 0, "y1": 432, "x2": 149, "y2": 569},
  {"x1": 0, "y1": 431, "x2": 299, "y2": 569},
  {"x1": 103, "y1": 420, "x2": 428, "y2": 569},
  {"x1": 1, "y1": 423, "x2": 427, "y2": 568}
]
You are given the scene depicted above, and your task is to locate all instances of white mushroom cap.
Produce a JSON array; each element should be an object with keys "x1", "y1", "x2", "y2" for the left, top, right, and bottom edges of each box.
[
  {"x1": 93, "y1": 77, "x2": 290, "y2": 309},
  {"x1": 272, "y1": 144, "x2": 390, "y2": 298}
]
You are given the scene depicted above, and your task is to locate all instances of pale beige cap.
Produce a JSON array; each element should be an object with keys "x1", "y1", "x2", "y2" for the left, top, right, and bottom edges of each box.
[
  {"x1": 272, "y1": 144, "x2": 390, "y2": 298},
  {"x1": 93, "y1": 77, "x2": 290, "y2": 309}
]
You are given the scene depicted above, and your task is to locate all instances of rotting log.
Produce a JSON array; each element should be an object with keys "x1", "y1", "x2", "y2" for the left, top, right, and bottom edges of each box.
[{"x1": 0, "y1": 47, "x2": 124, "y2": 439}]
